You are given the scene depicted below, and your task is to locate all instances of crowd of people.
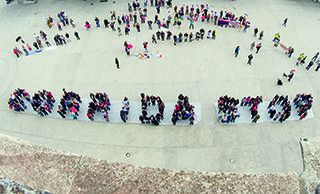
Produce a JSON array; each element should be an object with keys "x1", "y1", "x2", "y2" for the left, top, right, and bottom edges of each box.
[
  {"x1": 216, "y1": 93, "x2": 313, "y2": 123},
  {"x1": 8, "y1": 89, "x2": 313, "y2": 125},
  {"x1": 120, "y1": 97, "x2": 130, "y2": 123},
  {"x1": 9, "y1": 1, "x2": 318, "y2": 126},
  {"x1": 57, "y1": 89, "x2": 82, "y2": 119},
  {"x1": 31, "y1": 90, "x2": 56, "y2": 116},
  {"x1": 267, "y1": 95, "x2": 292, "y2": 123},
  {"x1": 217, "y1": 95, "x2": 240, "y2": 123},
  {"x1": 171, "y1": 94, "x2": 195, "y2": 125},
  {"x1": 8, "y1": 88, "x2": 56, "y2": 117},
  {"x1": 87, "y1": 92, "x2": 111, "y2": 122},
  {"x1": 8, "y1": 88, "x2": 31, "y2": 112},
  {"x1": 139, "y1": 93, "x2": 165, "y2": 126},
  {"x1": 293, "y1": 93, "x2": 313, "y2": 120},
  {"x1": 240, "y1": 96, "x2": 263, "y2": 123}
]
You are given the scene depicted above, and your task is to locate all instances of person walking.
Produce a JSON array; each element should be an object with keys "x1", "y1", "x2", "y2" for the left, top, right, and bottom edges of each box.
[
  {"x1": 115, "y1": 57, "x2": 120, "y2": 69},
  {"x1": 74, "y1": 31, "x2": 80, "y2": 40},
  {"x1": 247, "y1": 54, "x2": 253, "y2": 65},
  {"x1": 234, "y1": 46, "x2": 240, "y2": 57},
  {"x1": 282, "y1": 18, "x2": 288, "y2": 27}
]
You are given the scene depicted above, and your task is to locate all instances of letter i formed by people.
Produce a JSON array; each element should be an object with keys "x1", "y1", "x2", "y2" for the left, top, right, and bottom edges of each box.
[{"x1": 115, "y1": 57, "x2": 120, "y2": 69}]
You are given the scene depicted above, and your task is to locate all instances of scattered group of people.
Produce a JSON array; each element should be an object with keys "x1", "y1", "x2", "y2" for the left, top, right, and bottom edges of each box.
[
  {"x1": 171, "y1": 94, "x2": 195, "y2": 125},
  {"x1": 267, "y1": 95, "x2": 292, "y2": 123},
  {"x1": 13, "y1": 11, "x2": 80, "y2": 58},
  {"x1": 139, "y1": 93, "x2": 165, "y2": 125},
  {"x1": 305, "y1": 52, "x2": 320, "y2": 71},
  {"x1": 277, "y1": 39, "x2": 319, "y2": 85},
  {"x1": 46, "y1": 11, "x2": 76, "y2": 30},
  {"x1": 58, "y1": 89, "x2": 82, "y2": 119},
  {"x1": 281, "y1": 69, "x2": 296, "y2": 84},
  {"x1": 217, "y1": 95, "x2": 240, "y2": 123},
  {"x1": 87, "y1": 92, "x2": 111, "y2": 122}
]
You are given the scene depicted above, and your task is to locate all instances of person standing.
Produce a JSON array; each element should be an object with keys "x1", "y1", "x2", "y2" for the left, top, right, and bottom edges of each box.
[
  {"x1": 126, "y1": 47, "x2": 130, "y2": 56},
  {"x1": 315, "y1": 60, "x2": 320, "y2": 71},
  {"x1": 256, "y1": 43, "x2": 262, "y2": 54},
  {"x1": 277, "y1": 78, "x2": 283, "y2": 86},
  {"x1": 13, "y1": 48, "x2": 19, "y2": 58},
  {"x1": 250, "y1": 42, "x2": 255, "y2": 51},
  {"x1": 147, "y1": 20, "x2": 153, "y2": 30},
  {"x1": 33, "y1": 42, "x2": 39, "y2": 50},
  {"x1": 136, "y1": 23, "x2": 140, "y2": 32},
  {"x1": 104, "y1": 18, "x2": 110, "y2": 28},
  {"x1": 273, "y1": 33, "x2": 280, "y2": 42},
  {"x1": 152, "y1": 34, "x2": 157, "y2": 43},
  {"x1": 212, "y1": 30, "x2": 216, "y2": 40},
  {"x1": 234, "y1": 46, "x2": 240, "y2": 57},
  {"x1": 44, "y1": 38, "x2": 51, "y2": 46},
  {"x1": 252, "y1": 114, "x2": 260, "y2": 123},
  {"x1": 22, "y1": 45, "x2": 28, "y2": 54},
  {"x1": 259, "y1": 31, "x2": 264, "y2": 40},
  {"x1": 110, "y1": 22, "x2": 116, "y2": 31},
  {"x1": 282, "y1": 18, "x2": 288, "y2": 27},
  {"x1": 189, "y1": 18, "x2": 194, "y2": 29},
  {"x1": 117, "y1": 27, "x2": 122, "y2": 36},
  {"x1": 288, "y1": 47, "x2": 294, "y2": 58},
  {"x1": 253, "y1": 27, "x2": 258, "y2": 37},
  {"x1": 95, "y1": 17, "x2": 100, "y2": 27},
  {"x1": 287, "y1": 69, "x2": 295, "y2": 82},
  {"x1": 156, "y1": 4, "x2": 160, "y2": 14},
  {"x1": 74, "y1": 31, "x2": 80, "y2": 40},
  {"x1": 115, "y1": 57, "x2": 120, "y2": 69},
  {"x1": 306, "y1": 61, "x2": 314, "y2": 70},
  {"x1": 311, "y1": 52, "x2": 319, "y2": 61},
  {"x1": 247, "y1": 54, "x2": 253, "y2": 65}
]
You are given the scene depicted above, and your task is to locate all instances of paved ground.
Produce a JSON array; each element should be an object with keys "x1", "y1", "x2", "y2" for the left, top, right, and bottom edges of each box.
[{"x1": 0, "y1": 0, "x2": 320, "y2": 174}]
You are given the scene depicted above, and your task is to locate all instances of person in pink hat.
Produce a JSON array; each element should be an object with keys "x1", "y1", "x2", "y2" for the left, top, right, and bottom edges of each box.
[{"x1": 288, "y1": 69, "x2": 295, "y2": 82}]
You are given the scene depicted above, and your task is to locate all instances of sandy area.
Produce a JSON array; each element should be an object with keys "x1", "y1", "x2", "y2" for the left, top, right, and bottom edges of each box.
[
  {"x1": 0, "y1": 0, "x2": 320, "y2": 174},
  {"x1": 0, "y1": 134, "x2": 300, "y2": 193}
]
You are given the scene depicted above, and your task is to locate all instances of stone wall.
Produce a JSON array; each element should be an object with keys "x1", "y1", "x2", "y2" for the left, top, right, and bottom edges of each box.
[
  {"x1": 300, "y1": 137, "x2": 320, "y2": 193},
  {"x1": 0, "y1": 175, "x2": 51, "y2": 194},
  {"x1": 0, "y1": 133, "x2": 300, "y2": 193}
]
